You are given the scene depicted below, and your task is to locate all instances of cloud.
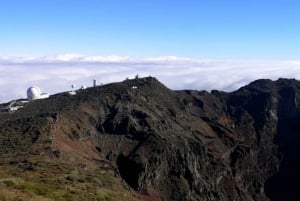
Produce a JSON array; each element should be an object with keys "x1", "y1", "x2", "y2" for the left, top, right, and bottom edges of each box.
[{"x1": 0, "y1": 54, "x2": 299, "y2": 103}]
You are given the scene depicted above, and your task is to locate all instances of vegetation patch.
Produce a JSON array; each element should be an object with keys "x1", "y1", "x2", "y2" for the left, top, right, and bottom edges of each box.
[{"x1": 0, "y1": 160, "x2": 136, "y2": 201}]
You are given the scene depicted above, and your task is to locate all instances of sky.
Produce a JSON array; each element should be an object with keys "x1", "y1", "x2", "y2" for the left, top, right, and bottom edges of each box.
[{"x1": 0, "y1": 0, "x2": 300, "y2": 103}]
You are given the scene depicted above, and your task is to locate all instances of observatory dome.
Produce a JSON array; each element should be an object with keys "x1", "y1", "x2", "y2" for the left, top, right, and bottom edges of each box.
[{"x1": 27, "y1": 86, "x2": 41, "y2": 100}]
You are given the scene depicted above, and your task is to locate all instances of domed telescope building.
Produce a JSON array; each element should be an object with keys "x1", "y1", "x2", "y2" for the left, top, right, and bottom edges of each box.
[{"x1": 27, "y1": 86, "x2": 49, "y2": 101}]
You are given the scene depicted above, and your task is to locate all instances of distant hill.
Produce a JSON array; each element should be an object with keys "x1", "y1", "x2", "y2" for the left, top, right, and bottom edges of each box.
[{"x1": 0, "y1": 76, "x2": 299, "y2": 201}]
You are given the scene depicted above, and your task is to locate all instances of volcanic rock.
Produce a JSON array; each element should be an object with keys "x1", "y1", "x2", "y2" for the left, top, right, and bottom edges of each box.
[{"x1": 0, "y1": 77, "x2": 299, "y2": 201}]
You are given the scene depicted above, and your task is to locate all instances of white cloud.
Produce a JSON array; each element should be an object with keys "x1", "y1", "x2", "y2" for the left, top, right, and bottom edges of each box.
[{"x1": 0, "y1": 54, "x2": 299, "y2": 103}]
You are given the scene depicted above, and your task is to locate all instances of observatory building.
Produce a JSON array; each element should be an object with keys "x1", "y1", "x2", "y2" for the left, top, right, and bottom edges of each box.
[{"x1": 27, "y1": 86, "x2": 49, "y2": 100}]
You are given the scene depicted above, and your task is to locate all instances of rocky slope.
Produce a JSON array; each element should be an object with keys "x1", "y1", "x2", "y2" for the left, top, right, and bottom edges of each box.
[{"x1": 0, "y1": 77, "x2": 299, "y2": 201}]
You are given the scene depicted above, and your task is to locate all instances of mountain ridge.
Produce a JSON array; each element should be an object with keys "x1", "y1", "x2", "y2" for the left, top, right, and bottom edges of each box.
[{"x1": 0, "y1": 76, "x2": 299, "y2": 201}]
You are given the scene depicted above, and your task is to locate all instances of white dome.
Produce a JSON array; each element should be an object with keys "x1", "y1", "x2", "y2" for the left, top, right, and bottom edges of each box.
[{"x1": 27, "y1": 86, "x2": 41, "y2": 100}]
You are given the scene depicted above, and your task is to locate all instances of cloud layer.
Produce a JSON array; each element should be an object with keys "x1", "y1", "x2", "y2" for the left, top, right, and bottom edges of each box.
[{"x1": 0, "y1": 54, "x2": 299, "y2": 103}]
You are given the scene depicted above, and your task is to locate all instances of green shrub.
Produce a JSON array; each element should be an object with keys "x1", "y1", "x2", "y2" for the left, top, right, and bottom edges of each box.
[
  {"x1": 0, "y1": 194, "x2": 6, "y2": 201},
  {"x1": 18, "y1": 183, "x2": 49, "y2": 196},
  {"x1": 0, "y1": 177, "x2": 23, "y2": 187},
  {"x1": 2, "y1": 180, "x2": 15, "y2": 187}
]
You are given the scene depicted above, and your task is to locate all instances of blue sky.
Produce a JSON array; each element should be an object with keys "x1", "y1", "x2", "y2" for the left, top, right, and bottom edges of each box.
[
  {"x1": 1, "y1": 0, "x2": 300, "y2": 103},
  {"x1": 1, "y1": 0, "x2": 300, "y2": 59}
]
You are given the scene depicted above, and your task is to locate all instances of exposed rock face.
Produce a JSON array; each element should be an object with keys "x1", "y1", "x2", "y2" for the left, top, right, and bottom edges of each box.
[{"x1": 0, "y1": 77, "x2": 300, "y2": 201}]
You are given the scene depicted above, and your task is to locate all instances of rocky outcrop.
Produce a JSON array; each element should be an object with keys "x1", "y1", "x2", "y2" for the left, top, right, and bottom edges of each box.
[{"x1": 0, "y1": 77, "x2": 300, "y2": 201}]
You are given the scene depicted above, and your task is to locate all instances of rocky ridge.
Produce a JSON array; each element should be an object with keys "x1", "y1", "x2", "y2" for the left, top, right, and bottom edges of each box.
[{"x1": 0, "y1": 77, "x2": 299, "y2": 201}]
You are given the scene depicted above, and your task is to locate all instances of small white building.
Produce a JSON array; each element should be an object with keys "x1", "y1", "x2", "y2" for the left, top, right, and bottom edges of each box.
[{"x1": 27, "y1": 86, "x2": 49, "y2": 100}]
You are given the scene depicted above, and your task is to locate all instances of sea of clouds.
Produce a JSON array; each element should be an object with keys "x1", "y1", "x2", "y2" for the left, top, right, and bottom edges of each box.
[{"x1": 0, "y1": 54, "x2": 299, "y2": 103}]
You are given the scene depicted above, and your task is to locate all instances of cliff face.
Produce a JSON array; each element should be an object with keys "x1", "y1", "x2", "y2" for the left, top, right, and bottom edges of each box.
[{"x1": 0, "y1": 77, "x2": 299, "y2": 201}]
